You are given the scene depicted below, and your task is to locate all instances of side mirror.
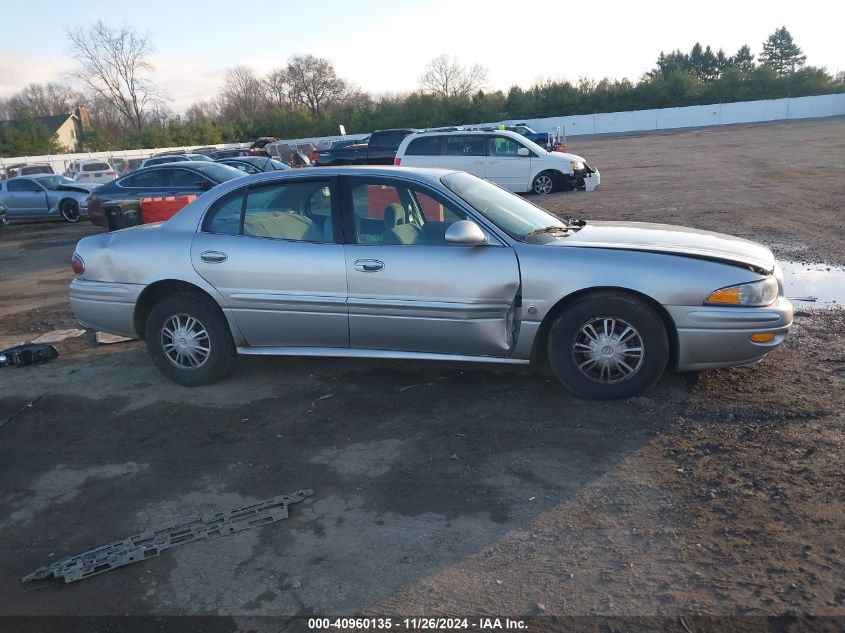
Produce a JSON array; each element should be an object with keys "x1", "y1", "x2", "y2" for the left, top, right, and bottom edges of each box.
[
  {"x1": 517, "y1": 147, "x2": 530, "y2": 157},
  {"x1": 445, "y1": 220, "x2": 488, "y2": 245}
]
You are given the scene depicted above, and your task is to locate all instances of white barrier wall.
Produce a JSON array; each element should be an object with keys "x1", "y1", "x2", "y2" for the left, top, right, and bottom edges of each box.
[
  {"x1": 2, "y1": 93, "x2": 843, "y2": 172},
  {"x1": 495, "y1": 92, "x2": 845, "y2": 138}
]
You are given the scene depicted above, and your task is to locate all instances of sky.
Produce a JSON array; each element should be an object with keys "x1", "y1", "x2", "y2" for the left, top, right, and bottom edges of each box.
[{"x1": 1, "y1": 0, "x2": 842, "y2": 112}]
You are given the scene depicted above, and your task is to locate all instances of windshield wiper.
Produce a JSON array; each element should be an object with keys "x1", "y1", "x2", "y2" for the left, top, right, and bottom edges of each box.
[{"x1": 524, "y1": 225, "x2": 571, "y2": 238}]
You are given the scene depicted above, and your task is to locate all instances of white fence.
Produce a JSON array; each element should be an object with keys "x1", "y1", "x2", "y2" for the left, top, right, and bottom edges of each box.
[
  {"x1": 493, "y1": 92, "x2": 845, "y2": 138},
  {"x1": 3, "y1": 93, "x2": 843, "y2": 173}
]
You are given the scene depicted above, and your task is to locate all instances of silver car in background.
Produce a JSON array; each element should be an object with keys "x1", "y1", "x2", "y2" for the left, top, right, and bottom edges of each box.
[
  {"x1": 0, "y1": 175, "x2": 94, "y2": 223},
  {"x1": 68, "y1": 167, "x2": 792, "y2": 399}
]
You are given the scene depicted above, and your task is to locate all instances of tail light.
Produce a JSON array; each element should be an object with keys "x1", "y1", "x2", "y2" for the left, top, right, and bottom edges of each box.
[
  {"x1": 394, "y1": 157, "x2": 401, "y2": 166},
  {"x1": 106, "y1": 171, "x2": 115, "y2": 176},
  {"x1": 71, "y1": 253, "x2": 85, "y2": 275},
  {"x1": 310, "y1": 152, "x2": 319, "y2": 162}
]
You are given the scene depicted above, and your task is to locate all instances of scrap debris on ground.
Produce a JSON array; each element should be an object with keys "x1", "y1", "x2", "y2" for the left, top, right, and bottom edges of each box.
[{"x1": 23, "y1": 490, "x2": 313, "y2": 584}]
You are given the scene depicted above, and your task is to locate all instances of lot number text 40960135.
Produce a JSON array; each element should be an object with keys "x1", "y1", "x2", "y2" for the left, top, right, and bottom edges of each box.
[{"x1": 307, "y1": 617, "x2": 528, "y2": 630}]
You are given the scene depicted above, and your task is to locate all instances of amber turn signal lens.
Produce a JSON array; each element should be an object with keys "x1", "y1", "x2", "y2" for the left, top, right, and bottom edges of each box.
[
  {"x1": 750, "y1": 332, "x2": 775, "y2": 343},
  {"x1": 706, "y1": 287, "x2": 741, "y2": 304}
]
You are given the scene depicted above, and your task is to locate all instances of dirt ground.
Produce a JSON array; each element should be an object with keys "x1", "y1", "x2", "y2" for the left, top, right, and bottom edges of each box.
[{"x1": 0, "y1": 119, "x2": 843, "y2": 631}]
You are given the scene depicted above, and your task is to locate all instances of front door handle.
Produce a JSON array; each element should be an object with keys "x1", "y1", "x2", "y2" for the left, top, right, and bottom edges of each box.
[
  {"x1": 353, "y1": 259, "x2": 384, "y2": 272},
  {"x1": 200, "y1": 250, "x2": 228, "y2": 263}
]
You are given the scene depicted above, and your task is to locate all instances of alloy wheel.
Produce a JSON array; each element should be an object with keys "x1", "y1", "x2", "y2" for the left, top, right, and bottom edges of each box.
[{"x1": 533, "y1": 174, "x2": 554, "y2": 194}]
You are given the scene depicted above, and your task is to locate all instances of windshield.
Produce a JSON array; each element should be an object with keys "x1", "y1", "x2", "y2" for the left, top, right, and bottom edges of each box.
[
  {"x1": 32, "y1": 175, "x2": 78, "y2": 190},
  {"x1": 441, "y1": 172, "x2": 570, "y2": 240}
]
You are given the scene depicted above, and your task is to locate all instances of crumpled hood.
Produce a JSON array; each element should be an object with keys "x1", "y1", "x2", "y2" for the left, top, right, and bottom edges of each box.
[
  {"x1": 555, "y1": 221, "x2": 776, "y2": 273},
  {"x1": 56, "y1": 183, "x2": 96, "y2": 193},
  {"x1": 547, "y1": 151, "x2": 587, "y2": 163}
]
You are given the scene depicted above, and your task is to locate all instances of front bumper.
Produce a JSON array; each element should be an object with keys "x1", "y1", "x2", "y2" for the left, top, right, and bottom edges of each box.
[
  {"x1": 573, "y1": 165, "x2": 600, "y2": 192},
  {"x1": 668, "y1": 296, "x2": 793, "y2": 371}
]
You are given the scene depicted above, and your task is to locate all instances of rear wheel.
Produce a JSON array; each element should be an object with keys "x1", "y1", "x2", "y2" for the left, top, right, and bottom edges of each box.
[
  {"x1": 547, "y1": 292, "x2": 669, "y2": 400},
  {"x1": 59, "y1": 199, "x2": 80, "y2": 223},
  {"x1": 145, "y1": 293, "x2": 236, "y2": 386},
  {"x1": 532, "y1": 172, "x2": 555, "y2": 195}
]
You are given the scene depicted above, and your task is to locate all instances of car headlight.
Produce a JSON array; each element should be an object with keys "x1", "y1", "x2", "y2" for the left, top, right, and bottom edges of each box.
[
  {"x1": 705, "y1": 277, "x2": 779, "y2": 307},
  {"x1": 570, "y1": 160, "x2": 584, "y2": 171}
]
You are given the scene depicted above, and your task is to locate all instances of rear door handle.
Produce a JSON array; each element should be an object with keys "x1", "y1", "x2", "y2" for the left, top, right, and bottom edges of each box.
[
  {"x1": 353, "y1": 259, "x2": 384, "y2": 272},
  {"x1": 200, "y1": 250, "x2": 228, "y2": 263}
]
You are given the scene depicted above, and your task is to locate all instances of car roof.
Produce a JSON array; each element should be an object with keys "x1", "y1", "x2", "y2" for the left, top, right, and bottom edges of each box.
[{"x1": 78, "y1": 158, "x2": 110, "y2": 164}]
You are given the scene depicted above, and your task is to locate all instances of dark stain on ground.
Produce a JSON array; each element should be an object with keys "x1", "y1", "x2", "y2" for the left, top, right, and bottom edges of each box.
[{"x1": 0, "y1": 359, "x2": 691, "y2": 615}]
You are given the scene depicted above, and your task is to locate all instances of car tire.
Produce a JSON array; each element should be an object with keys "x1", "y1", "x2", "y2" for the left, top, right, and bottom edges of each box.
[
  {"x1": 532, "y1": 172, "x2": 555, "y2": 195},
  {"x1": 59, "y1": 199, "x2": 81, "y2": 223},
  {"x1": 547, "y1": 292, "x2": 669, "y2": 400},
  {"x1": 145, "y1": 293, "x2": 236, "y2": 386}
]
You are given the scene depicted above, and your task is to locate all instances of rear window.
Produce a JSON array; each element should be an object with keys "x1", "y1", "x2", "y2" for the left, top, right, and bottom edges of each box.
[
  {"x1": 406, "y1": 136, "x2": 443, "y2": 156},
  {"x1": 82, "y1": 162, "x2": 111, "y2": 172},
  {"x1": 370, "y1": 131, "x2": 410, "y2": 150}
]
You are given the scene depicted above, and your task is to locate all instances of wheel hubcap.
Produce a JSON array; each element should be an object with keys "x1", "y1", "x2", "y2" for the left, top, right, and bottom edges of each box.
[
  {"x1": 534, "y1": 175, "x2": 553, "y2": 194},
  {"x1": 62, "y1": 201, "x2": 79, "y2": 220},
  {"x1": 161, "y1": 313, "x2": 210, "y2": 370},
  {"x1": 571, "y1": 317, "x2": 644, "y2": 384}
]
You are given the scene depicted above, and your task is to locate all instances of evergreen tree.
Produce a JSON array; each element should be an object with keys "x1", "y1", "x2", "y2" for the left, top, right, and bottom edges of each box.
[
  {"x1": 759, "y1": 26, "x2": 806, "y2": 76},
  {"x1": 731, "y1": 45, "x2": 756, "y2": 74},
  {"x1": 0, "y1": 114, "x2": 61, "y2": 157}
]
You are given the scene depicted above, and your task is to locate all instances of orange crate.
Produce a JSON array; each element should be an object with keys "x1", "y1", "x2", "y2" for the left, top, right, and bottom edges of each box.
[{"x1": 140, "y1": 195, "x2": 197, "y2": 224}]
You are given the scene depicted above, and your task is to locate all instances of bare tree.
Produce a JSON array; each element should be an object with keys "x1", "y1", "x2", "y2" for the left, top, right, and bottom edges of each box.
[
  {"x1": 66, "y1": 21, "x2": 161, "y2": 129},
  {"x1": 419, "y1": 55, "x2": 488, "y2": 99},
  {"x1": 185, "y1": 100, "x2": 218, "y2": 122},
  {"x1": 263, "y1": 67, "x2": 293, "y2": 110},
  {"x1": 285, "y1": 55, "x2": 347, "y2": 116},
  {"x1": 219, "y1": 66, "x2": 265, "y2": 117}
]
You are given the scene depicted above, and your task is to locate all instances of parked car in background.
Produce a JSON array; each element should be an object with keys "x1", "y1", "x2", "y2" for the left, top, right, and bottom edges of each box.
[
  {"x1": 124, "y1": 157, "x2": 147, "y2": 174},
  {"x1": 191, "y1": 147, "x2": 219, "y2": 156},
  {"x1": 69, "y1": 166, "x2": 792, "y2": 399},
  {"x1": 312, "y1": 129, "x2": 418, "y2": 166},
  {"x1": 70, "y1": 159, "x2": 117, "y2": 183},
  {"x1": 86, "y1": 162, "x2": 245, "y2": 229},
  {"x1": 138, "y1": 154, "x2": 214, "y2": 169},
  {"x1": 208, "y1": 148, "x2": 253, "y2": 160},
  {"x1": 216, "y1": 156, "x2": 292, "y2": 174},
  {"x1": 110, "y1": 158, "x2": 127, "y2": 176},
  {"x1": 395, "y1": 130, "x2": 599, "y2": 194},
  {"x1": 4, "y1": 163, "x2": 55, "y2": 178},
  {"x1": 0, "y1": 174, "x2": 94, "y2": 222}
]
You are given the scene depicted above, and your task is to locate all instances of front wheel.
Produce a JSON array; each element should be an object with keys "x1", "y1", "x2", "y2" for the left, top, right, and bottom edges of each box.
[
  {"x1": 59, "y1": 199, "x2": 81, "y2": 223},
  {"x1": 145, "y1": 293, "x2": 236, "y2": 386},
  {"x1": 547, "y1": 292, "x2": 669, "y2": 400},
  {"x1": 532, "y1": 172, "x2": 555, "y2": 195}
]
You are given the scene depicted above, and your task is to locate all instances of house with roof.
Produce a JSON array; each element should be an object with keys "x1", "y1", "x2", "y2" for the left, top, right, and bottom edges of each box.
[{"x1": 0, "y1": 106, "x2": 90, "y2": 153}]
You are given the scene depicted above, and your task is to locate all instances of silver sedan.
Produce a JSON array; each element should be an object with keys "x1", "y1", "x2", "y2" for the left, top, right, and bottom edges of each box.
[
  {"x1": 68, "y1": 167, "x2": 792, "y2": 399},
  {"x1": 0, "y1": 175, "x2": 94, "y2": 222}
]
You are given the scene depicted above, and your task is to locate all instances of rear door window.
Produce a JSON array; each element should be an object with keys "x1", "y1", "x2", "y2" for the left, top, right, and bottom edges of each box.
[
  {"x1": 169, "y1": 168, "x2": 210, "y2": 188},
  {"x1": 445, "y1": 135, "x2": 487, "y2": 156}
]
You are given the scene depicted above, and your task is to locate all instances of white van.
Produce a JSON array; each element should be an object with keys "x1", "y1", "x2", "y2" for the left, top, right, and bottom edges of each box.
[{"x1": 394, "y1": 130, "x2": 599, "y2": 195}]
